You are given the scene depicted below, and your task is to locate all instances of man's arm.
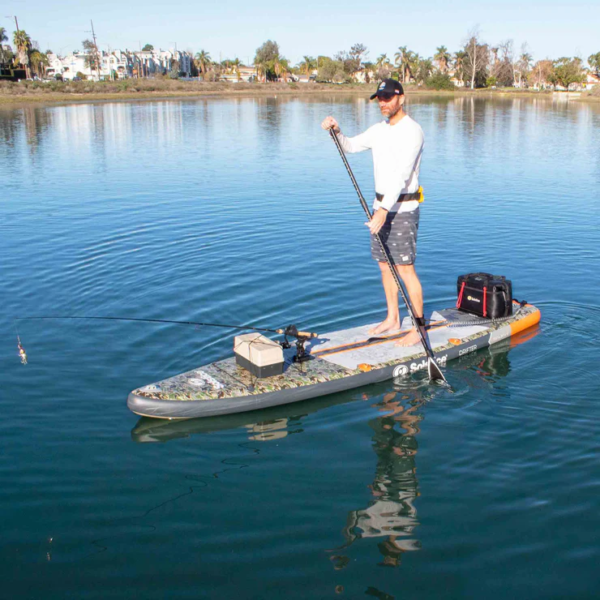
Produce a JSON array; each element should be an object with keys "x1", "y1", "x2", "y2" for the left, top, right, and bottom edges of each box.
[
  {"x1": 321, "y1": 116, "x2": 374, "y2": 153},
  {"x1": 321, "y1": 115, "x2": 385, "y2": 235}
]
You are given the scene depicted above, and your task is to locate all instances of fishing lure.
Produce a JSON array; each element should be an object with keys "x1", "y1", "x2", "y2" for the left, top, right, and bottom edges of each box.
[{"x1": 17, "y1": 336, "x2": 27, "y2": 365}]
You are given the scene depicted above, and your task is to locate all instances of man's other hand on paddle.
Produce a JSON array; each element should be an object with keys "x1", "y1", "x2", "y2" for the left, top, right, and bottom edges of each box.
[
  {"x1": 366, "y1": 208, "x2": 388, "y2": 235},
  {"x1": 321, "y1": 116, "x2": 340, "y2": 133}
]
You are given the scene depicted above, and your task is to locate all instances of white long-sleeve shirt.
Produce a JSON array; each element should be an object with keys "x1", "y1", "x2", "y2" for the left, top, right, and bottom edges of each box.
[{"x1": 337, "y1": 115, "x2": 424, "y2": 213}]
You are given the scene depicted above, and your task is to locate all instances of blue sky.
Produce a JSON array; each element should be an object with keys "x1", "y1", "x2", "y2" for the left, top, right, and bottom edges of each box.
[{"x1": 5, "y1": 0, "x2": 599, "y2": 65}]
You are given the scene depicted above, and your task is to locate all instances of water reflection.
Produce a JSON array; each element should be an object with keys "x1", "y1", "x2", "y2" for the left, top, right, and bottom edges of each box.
[
  {"x1": 359, "y1": 397, "x2": 421, "y2": 565},
  {"x1": 130, "y1": 390, "x2": 354, "y2": 443},
  {"x1": 22, "y1": 106, "x2": 51, "y2": 153},
  {"x1": 329, "y1": 329, "x2": 539, "y2": 570},
  {"x1": 332, "y1": 385, "x2": 425, "y2": 569},
  {"x1": 1, "y1": 95, "x2": 598, "y2": 164}
]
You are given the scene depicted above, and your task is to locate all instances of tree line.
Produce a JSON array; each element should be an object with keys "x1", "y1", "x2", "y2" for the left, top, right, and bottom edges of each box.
[
  {"x1": 198, "y1": 35, "x2": 599, "y2": 90},
  {"x1": 2, "y1": 24, "x2": 599, "y2": 90},
  {"x1": 306, "y1": 33, "x2": 599, "y2": 90}
]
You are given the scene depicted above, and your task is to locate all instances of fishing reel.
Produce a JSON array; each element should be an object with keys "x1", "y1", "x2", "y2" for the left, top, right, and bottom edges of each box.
[{"x1": 279, "y1": 325, "x2": 316, "y2": 363}]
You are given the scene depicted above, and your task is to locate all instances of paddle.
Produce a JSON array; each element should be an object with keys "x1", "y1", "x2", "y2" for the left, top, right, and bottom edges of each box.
[{"x1": 328, "y1": 127, "x2": 447, "y2": 384}]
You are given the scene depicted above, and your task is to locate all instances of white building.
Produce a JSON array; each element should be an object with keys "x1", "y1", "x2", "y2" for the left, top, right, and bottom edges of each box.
[
  {"x1": 46, "y1": 48, "x2": 192, "y2": 80},
  {"x1": 47, "y1": 52, "x2": 87, "y2": 80},
  {"x1": 584, "y1": 72, "x2": 599, "y2": 89},
  {"x1": 220, "y1": 65, "x2": 257, "y2": 82},
  {"x1": 134, "y1": 49, "x2": 192, "y2": 77}
]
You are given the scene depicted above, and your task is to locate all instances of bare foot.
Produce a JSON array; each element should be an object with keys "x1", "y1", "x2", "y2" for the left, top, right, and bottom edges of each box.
[
  {"x1": 368, "y1": 317, "x2": 400, "y2": 336},
  {"x1": 395, "y1": 328, "x2": 422, "y2": 347}
]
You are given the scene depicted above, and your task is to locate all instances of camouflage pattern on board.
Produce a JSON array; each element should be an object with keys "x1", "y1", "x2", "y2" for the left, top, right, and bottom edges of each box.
[{"x1": 133, "y1": 353, "x2": 356, "y2": 402}]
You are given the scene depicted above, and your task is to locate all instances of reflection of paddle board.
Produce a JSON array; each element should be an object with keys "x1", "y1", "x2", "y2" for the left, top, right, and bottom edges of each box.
[{"x1": 127, "y1": 302, "x2": 540, "y2": 420}]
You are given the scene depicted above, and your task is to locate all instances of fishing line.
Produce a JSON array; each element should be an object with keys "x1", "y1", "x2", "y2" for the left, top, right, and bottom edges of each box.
[
  {"x1": 13, "y1": 316, "x2": 317, "y2": 365},
  {"x1": 15, "y1": 315, "x2": 317, "y2": 338}
]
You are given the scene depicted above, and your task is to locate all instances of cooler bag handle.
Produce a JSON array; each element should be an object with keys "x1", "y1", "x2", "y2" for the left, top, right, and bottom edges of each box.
[
  {"x1": 457, "y1": 281, "x2": 466, "y2": 308},
  {"x1": 483, "y1": 286, "x2": 487, "y2": 317}
]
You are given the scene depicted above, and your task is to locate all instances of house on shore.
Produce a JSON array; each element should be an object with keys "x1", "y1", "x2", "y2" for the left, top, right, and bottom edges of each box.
[
  {"x1": 584, "y1": 72, "x2": 599, "y2": 89},
  {"x1": 350, "y1": 68, "x2": 373, "y2": 84},
  {"x1": 448, "y1": 70, "x2": 465, "y2": 87},
  {"x1": 46, "y1": 49, "x2": 193, "y2": 80},
  {"x1": 290, "y1": 70, "x2": 317, "y2": 83},
  {"x1": 219, "y1": 65, "x2": 257, "y2": 82}
]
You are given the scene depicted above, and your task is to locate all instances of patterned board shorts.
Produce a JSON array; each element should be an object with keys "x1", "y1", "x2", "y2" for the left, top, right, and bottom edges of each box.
[{"x1": 371, "y1": 207, "x2": 420, "y2": 265}]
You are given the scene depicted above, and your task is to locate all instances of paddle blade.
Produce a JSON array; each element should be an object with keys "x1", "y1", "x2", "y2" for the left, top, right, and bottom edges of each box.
[{"x1": 427, "y1": 357, "x2": 447, "y2": 384}]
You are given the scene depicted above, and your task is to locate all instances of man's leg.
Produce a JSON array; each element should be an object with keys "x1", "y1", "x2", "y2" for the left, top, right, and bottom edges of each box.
[
  {"x1": 395, "y1": 264, "x2": 423, "y2": 347},
  {"x1": 368, "y1": 261, "x2": 401, "y2": 335}
]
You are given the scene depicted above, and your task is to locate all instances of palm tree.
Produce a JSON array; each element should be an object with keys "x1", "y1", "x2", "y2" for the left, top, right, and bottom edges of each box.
[
  {"x1": 434, "y1": 46, "x2": 451, "y2": 73},
  {"x1": 490, "y1": 46, "x2": 499, "y2": 65},
  {"x1": 282, "y1": 58, "x2": 290, "y2": 81},
  {"x1": 376, "y1": 54, "x2": 389, "y2": 68},
  {"x1": 274, "y1": 56, "x2": 290, "y2": 82},
  {"x1": 255, "y1": 61, "x2": 266, "y2": 82},
  {"x1": 395, "y1": 47, "x2": 419, "y2": 83},
  {"x1": 13, "y1": 29, "x2": 32, "y2": 77},
  {"x1": 229, "y1": 57, "x2": 241, "y2": 81},
  {"x1": 394, "y1": 46, "x2": 409, "y2": 82},
  {"x1": 408, "y1": 52, "x2": 420, "y2": 81},
  {"x1": 299, "y1": 55, "x2": 315, "y2": 77},
  {"x1": 29, "y1": 50, "x2": 49, "y2": 78},
  {"x1": 520, "y1": 52, "x2": 533, "y2": 67},
  {"x1": 0, "y1": 27, "x2": 9, "y2": 64},
  {"x1": 416, "y1": 57, "x2": 434, "y2": 83},
  {"x1": 453, "y1": 51, "x2": 466, "y2": 85},
  {"x1": 515, "y1": 52, "x2": 533, "y2": 87},
  {"x1": 194, "y1": 50, "x2": 211, "y2": 79},
  {"x1": 374, "y1": 54, "x2": 391, "y2": 82}
]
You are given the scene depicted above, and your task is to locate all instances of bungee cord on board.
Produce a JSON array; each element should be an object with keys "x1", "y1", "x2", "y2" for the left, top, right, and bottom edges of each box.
[{"x1": 442, "y1": 300, "x2": 529, "y2": 327}]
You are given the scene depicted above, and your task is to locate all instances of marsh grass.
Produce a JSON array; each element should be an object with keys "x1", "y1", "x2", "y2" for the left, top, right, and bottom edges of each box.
[{"x1": 1, "y1": 78, "x2": 592, "y2": 105}]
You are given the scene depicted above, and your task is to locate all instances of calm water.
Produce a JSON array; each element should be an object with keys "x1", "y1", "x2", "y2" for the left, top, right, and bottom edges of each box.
[{"x1": 1, "y1": 95, "x2": 599, "y2": 599}]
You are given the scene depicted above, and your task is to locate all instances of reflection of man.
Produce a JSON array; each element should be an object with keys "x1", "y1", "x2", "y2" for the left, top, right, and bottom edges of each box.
[
  {"x1": 321, "y1": 78, "x2": 425, "y2": 346},
  {"x1": 340, "y1": 393, "x2": 422, "y2": 567}
]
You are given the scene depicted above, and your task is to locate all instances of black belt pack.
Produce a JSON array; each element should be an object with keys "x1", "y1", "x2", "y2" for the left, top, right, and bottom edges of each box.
[
  {"x1": 375, "y1": 191, "x2": 421, "y2": 202},
  {"x1": 456, "y1": 273, "x2": 513, "y2": 319}
]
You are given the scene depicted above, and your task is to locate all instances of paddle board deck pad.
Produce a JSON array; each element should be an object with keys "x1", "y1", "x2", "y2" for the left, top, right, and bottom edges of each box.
[{"x1": 127, "y1": 302, "x2": 540, "y2": 420}]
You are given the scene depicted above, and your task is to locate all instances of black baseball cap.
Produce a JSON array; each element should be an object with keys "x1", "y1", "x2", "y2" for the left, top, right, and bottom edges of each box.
[{"x1": 370, "y1": 78, "x2": 404, "y2": 100}]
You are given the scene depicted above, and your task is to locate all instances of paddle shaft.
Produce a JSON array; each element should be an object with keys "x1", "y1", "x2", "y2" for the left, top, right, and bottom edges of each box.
[{"x1": 329, "y1": 128, "x2": 445, "y2": 381}]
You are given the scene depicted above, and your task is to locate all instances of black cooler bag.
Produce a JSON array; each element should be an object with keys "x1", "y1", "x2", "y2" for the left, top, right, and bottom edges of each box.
[{"x1": 456, "y1": 273, "x2": 513, "y2": 319}]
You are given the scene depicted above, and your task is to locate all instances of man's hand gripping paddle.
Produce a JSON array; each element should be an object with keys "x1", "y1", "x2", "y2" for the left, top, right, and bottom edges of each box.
[{"x1": 328, "y1": 128, "x2": 448, "y2": 385}]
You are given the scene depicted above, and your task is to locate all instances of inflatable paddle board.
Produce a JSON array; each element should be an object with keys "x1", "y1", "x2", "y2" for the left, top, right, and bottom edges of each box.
[{"x1": 127, "y1": 301, "x2": 540, "y2": 420}]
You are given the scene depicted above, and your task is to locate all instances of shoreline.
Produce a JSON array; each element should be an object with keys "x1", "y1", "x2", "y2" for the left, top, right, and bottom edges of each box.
[{"x1": 0, "y1": 82, "x2": 598, "y2": 107}]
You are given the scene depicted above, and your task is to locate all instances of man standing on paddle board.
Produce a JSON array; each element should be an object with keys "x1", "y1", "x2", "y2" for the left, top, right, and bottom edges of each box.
[{"x1": 321, "y1": 79, "x2": 425, "y2": 347}]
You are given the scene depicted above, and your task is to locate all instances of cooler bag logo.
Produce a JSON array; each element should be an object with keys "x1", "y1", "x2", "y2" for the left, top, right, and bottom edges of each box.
[{"x1": 467, "y1": 295, "x2": 481, "y2": 303}]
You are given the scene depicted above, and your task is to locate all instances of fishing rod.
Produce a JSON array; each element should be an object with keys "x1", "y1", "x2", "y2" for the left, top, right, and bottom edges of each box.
[
  {"x1": 328, "y1": 128, "x2": 447, "y2": 385},
  {"x1": 16, "y1": 316, "x2": 317, "y2": 339},
  {"x1": 14, "y1": 316, "x2": 318, "y2": 364}
]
